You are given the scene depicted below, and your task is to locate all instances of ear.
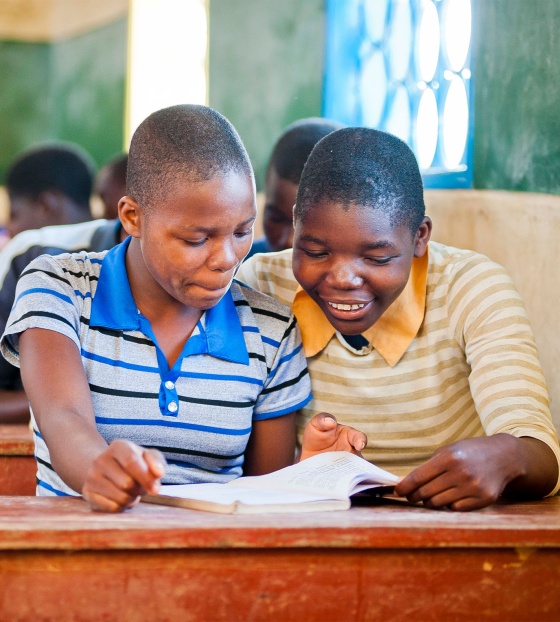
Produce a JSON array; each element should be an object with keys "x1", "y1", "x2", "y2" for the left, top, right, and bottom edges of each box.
[
  {"x1": 413, "y1": 216, "x2": 432, "y2": 258},
  {"x1": 37, "y1": 191, "x2": 65, "y2": 220},
  {"x1": 118, "y1": 196, "x2": 142, "y2": 238},
  {"x1": 292, "y1": 204, "x2": 297, "y2": 228}
]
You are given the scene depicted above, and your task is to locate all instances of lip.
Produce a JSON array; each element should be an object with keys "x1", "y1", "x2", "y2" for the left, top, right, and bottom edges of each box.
[{"x1": 321, "y1": 298, "x2": 374, "y2": 322}]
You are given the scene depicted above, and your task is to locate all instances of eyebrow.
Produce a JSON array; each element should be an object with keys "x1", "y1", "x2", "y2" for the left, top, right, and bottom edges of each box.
[
  {"x1": 299, "y1": 234, "x2": 398, "y2": 251},
  {"x1": 183, "y1": 215, "x2": 256, "y2": 234}
]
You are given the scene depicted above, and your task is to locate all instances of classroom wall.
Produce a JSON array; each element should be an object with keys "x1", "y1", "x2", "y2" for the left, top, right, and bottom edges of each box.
[
  {"x1": 472, "y1": 0, "x2": 560, "y2": 194},
  {"x1": 208, "y1": 0, "x2": 325, "y2": 190},
  {"x1": 0, "y1": 6, "x2": 127, "y2": 182}
]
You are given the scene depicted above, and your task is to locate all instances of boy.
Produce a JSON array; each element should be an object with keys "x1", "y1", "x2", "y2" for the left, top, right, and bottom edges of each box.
[
  {"x1": 237, "y1": 127, "x2": 560, "y2": 511},
  {"x1": 0, "y1": 144, "x2": 100, "y2": 423},
  {"x1": 248, "y1": 118, "x2": 342, "y2": 258},
  {"x1": 3, "y1": 143, "x2": 95, "y2": 239},
  {"x1": 94, "y1": 153, "x2": 128, "y2": 220},
  {"x1": 0, "y1": 105, "x2": 360, "y2": 512}
]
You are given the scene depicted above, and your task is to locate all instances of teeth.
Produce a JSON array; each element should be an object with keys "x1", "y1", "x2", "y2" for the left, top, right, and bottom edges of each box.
[{"x1": 328, "y1": 302, "x2": 365, "y2": 311}]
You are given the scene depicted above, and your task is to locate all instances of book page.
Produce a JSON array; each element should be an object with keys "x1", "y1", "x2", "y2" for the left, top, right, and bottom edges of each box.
[
  {"x1": 156, "y1": 482, "x2": 343, "y2": 506},
  {"x1": 231, "y1": 452, "x2": 400, "y2": 500}
]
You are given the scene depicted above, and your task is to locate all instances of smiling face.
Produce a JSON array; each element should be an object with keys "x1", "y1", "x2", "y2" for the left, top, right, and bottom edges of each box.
[
  {"x1": 262, "y1": 168, "x2": 298, "y2": 252},
  {"x1": 120, "y1": 170, "x2": 256, "y2": 314},
  {"x1": 292, "y1": 200, "x2": 431, "y2": 335}
]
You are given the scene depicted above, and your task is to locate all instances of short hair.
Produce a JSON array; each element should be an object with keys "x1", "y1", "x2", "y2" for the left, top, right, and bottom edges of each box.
[
  {"x1": 295, "y1": 128, "x2": 425, "y2": 232},
  {"x1": 101, "y1": 153, "x2": 128, "y2": 184},
  {"x1": 267, "y1": 118, "x2": 344, "y2": 185},
  {"x1": 5, "y1": 143, "x2": 95, "y2": 209},
  {"x1": 127, "y1": 104, "x2": 253, "y2": 208}
]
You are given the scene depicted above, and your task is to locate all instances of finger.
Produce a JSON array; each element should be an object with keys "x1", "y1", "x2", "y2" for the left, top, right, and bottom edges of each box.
[
  {"x1": 83, "y1": 483, "x2": 140, "y2": 513},
  {"x1": 112, "y1": 442, "x2": 161, "y2": 493},
  {"x1": 143, "y1": 449, "x2": 166, "y2": 493},
  {"x1": 310, "y1": 412, "x2": 338, "y2": 432},
  {"x1": 395, "y1": 461, "x2": 448, "y2": 497},
  {"x1": 83, "y1": 470, "x2": 142, "y2": 510},
  {"x1": 344, "y1": 427, "x2": 367, "y2": 452}
]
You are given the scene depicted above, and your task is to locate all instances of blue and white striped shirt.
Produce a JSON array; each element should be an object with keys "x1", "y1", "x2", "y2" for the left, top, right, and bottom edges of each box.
[{"x1": 1, "y1": 238, "x2": 312, "y2": 496}]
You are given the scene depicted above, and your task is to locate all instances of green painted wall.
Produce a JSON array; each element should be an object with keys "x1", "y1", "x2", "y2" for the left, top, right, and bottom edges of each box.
[
  {"x1": 473, "y1": 0, "x2": 560, "y2": 193},
  {"x1": 0, "y1": 18, "x2": 127, "y2": 181},
  {"x1": 209, "y1": 0, "x2": 325, "y2": 190}
]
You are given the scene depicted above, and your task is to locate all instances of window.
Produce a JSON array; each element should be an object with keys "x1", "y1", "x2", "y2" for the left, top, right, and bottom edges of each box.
[
  {"x1": 324, "y1": 0, "x2": 473, "y2": 188},
  {"x1": 126, "y1": 0, "x2": 208, "y2": 144}
]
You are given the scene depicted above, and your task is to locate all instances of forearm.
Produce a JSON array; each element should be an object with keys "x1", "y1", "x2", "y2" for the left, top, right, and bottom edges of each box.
[
  {"x1": 503, "y1": 436, "x2": 559, "y2": 499},
  {"x1": 0, "y1": 389, "x2": 30, "y2": 423},
  {"x1": 39, "y1": 409, "x2": 109, "y2": 494}
]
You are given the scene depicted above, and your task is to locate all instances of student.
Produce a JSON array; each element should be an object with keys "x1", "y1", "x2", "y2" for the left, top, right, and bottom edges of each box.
[
  {"x1": 3, "y1": 143, "x2": 95, "y2": 239},
  {"x1": 248, "y1": 118, "x2": 342, "y2": 258},
  {"x1": 0, "y1": 219, "x2": 124, "y2": 423},
  {"x1": 0, "y1": 144, "x2": 99, "y2": 423},
  {"x1": 237, "y1": 127, "x2": 560, "y2": 511},
  {"x1": 94, "y1": 153, "x2": 128, "y2": 220},
  {"x1": 0, "y1": 105, "x2": 360, "y2": 512}
]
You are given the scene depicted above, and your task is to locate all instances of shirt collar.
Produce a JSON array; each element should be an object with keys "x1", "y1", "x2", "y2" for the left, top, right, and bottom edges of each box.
[
  {"x1": 90, "y1": 237, "x2": 249, "y2": 365},
  {"x1": 292, "y1": 248, "x2": 429, "y2": 366}
]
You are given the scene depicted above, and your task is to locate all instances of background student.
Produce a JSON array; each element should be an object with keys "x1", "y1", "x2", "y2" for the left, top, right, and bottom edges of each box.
[
  {"x1": 0, "y1": 105, "x2": 361, "y2": 512},
  {"x1": 248, "y1": 118, "x2": 342, "y2": 258},
  {"x1": 237, "y1": 127, "x2": 560, "y2": 511},
  {"x1": 0, "y1": 143, "x2": 105, "y2": 423},
  {"x1": 93, "y1": 153, "x2": 128, "y2": 220}
]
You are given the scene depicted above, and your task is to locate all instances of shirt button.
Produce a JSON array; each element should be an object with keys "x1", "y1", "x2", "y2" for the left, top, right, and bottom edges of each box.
[
  {"x1": 168, "y1": 402, "x2": 178, "y2": 413},
  {"x1": 165, "y1": 381, "x2": 175, "y2": 390}
]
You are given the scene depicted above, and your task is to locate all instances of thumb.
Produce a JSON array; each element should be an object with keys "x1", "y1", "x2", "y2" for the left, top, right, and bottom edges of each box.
[
  {"x1": 143, "y1": 449, "x2": 166, "y2": 491},
  {"x1": 310, "y1": 412, "x2": 338, "y2": 432}
]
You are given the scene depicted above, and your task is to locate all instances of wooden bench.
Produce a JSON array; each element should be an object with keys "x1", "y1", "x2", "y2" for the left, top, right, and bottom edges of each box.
[
  {"x1": 0, "y1": 424, "x2": 35, "y2": 495},
  {"x1": 0, "y1": 496, "x2": 559, "y2": 620}
]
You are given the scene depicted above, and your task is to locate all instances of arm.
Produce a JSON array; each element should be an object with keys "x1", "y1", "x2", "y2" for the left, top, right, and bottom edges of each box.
[
  {"x1": 397, "y1": 256, "x2": 559, "y2": 510},
  {"x1": 243, "y1": 412, "x2": 296, "y2": 476},
  {"x1": 20, "y1": 328, "x2": 165, "y2": 512}
]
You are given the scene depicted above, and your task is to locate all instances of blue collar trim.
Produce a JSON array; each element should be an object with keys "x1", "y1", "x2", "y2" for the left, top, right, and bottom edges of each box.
[{"x1": 90, "y1": 236, "x2": 249, "y2": 365}]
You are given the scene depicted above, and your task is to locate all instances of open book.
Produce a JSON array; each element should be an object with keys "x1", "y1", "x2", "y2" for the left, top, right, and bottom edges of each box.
[{"x1": 142, "y1": 451, "x2": 400, "y2": 514}]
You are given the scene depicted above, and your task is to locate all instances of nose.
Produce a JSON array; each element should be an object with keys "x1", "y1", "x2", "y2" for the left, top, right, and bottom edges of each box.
[
  {"x1": 207, "y1": 238, "x2": 238, "y2": 273},
  {"x1": 325, "y1": 258, "x2": 363, "y2": 289}
]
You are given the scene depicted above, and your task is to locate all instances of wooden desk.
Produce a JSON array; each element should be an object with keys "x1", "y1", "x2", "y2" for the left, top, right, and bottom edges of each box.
[
  {"x1": 0, "y1": 424, "x2": 35, "y2": 495},
  {"x1": 0, "y1": 496, "x2": 559, "y2": 621}
]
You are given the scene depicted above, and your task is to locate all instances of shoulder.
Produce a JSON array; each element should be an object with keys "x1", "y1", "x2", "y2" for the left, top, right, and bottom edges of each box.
[
  {"x1": 23, "y1": 249, "x2": 109, "y2": 288},
  {"x1": 237, "y1": 249, "x2": 298, "y2": 307},
  {"x1": 428, "y1": 241, "x2": 514, "y2": 292},
  {"x1": 230, "y1": 280, "x2": 294, "y2": 340},
  {"x1": 0, "y1": 219, "x2": 108, "y2": 286}
]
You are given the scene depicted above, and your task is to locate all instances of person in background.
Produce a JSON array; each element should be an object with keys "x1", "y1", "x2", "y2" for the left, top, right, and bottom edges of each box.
[
  {"x1": 0, "y1": 143, "x2": 117, "y2": 424},
  {"x1": 3, "y1": 143, "x2": 95, "y2": 239},
  {"x1": 247, "y1": 118, "x2": 343, "y2": 258},
  {"x1": 237, "y1": 127, "x2": 560, "y2": 511},
  {"x1": 94, "y1": 153, "x2": 128, "y2": 220}
]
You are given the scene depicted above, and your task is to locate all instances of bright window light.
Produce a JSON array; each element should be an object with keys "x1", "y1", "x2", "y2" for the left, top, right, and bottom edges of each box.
[
  {"x1": 442, "y1": 0, "x2": 471, "y2": 72},
  {"x1": 416, "y1": 0, "x2": 440, "y2": 82},
  {"x1": 415, "y1": 87, "x2": 438, "y2": 169},
  {"x1": 127, "y1": 0, "x2": 208, "y2": 145},
  {"x1": 360, "y1": 51, "x2": 388, "y2": 127},
  {"x1": 442, "y1": 75, "x2": 469, "y2": 168},
  {"x1": 388, "y1": 0, "x2": 412, "y2": 81},
  {"x1": 385, "y1": 85, "x2": 411, "y2": 143}
]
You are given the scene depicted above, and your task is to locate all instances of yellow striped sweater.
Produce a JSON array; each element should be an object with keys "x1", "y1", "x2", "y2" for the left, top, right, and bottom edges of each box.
[{"x1": 236, "y1": 242, "x2": 560, "y2": 491}]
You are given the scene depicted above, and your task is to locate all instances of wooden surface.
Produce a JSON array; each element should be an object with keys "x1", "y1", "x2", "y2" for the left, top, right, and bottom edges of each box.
[
  {"x1": 0, "y1": 424, "x2": 35, "y2": 495},
  {"x1": 0, "y1": 496, "x2": 559, "y2": 621}
]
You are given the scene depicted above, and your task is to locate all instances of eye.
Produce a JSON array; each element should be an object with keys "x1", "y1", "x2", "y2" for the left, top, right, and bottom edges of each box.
[
  {"x1": 365, "y1": 256, "x2": 392, "y2": 265},
  {"x1": 303, "y1": 249, "x2": 328, "y2": 259},
  {"x1": 183, "y1": 238, "x2": 207, "y2": 247},
  {"x1": 234, "y1": 229, "x2": 253, "y2": 239}
]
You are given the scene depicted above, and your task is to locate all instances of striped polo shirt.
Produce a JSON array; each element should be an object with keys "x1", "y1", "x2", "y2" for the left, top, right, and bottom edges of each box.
[
  {"x1": 237, "y1": 242, "x2": 560, "y2": 493},
  {"x1": 1, "y1": 237, "x2": 312, "y2": 496}
]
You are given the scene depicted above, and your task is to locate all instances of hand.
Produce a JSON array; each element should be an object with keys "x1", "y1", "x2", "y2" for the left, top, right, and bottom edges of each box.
[
  {"x1": 395, "y1": 435, "x2": 524, "y2": 511},
  {"x1": 299, "y1": 412, "x2": 367, "y2": 462},
  {"x1": 82, "y1": 439, "x2": 166, "y2": 512}
]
